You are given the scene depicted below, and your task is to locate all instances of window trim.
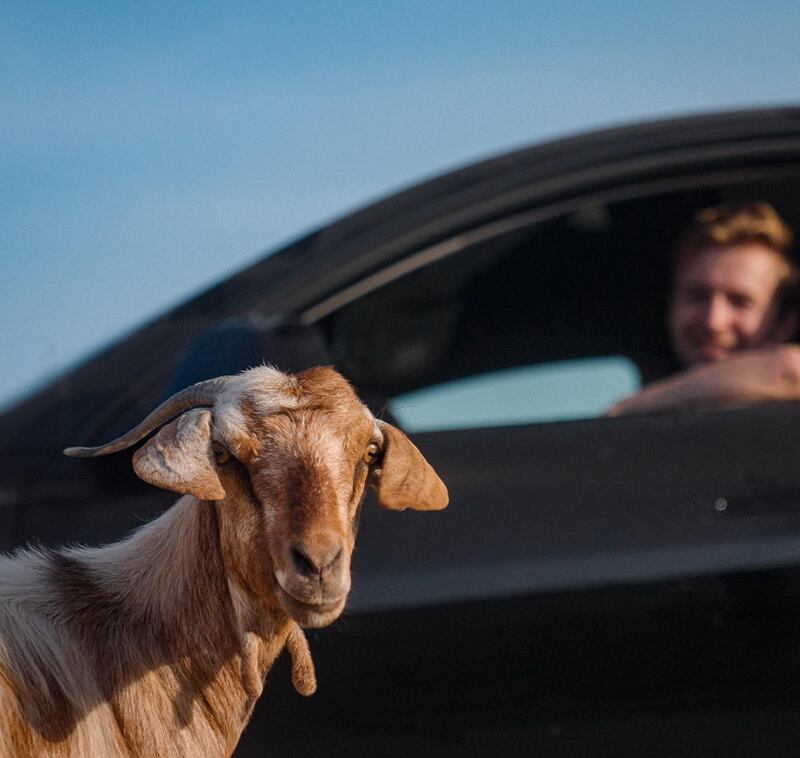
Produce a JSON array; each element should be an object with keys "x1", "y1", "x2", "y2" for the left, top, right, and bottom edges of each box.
[{"x1": 300, "y1": 159, "x2": 800, "y2": 323}]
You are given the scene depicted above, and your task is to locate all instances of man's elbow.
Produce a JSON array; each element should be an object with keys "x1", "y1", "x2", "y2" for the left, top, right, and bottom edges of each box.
[{"x1": 772, "y1": 344, "x2": 800, "y2": 392}]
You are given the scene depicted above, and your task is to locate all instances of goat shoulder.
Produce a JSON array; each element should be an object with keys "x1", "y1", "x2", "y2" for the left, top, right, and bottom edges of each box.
[{"x1": 0, "y1": 498, "x2": 294, "y2": 757}]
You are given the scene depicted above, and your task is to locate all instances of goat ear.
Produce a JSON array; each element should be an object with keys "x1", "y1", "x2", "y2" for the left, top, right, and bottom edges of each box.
[
  {"x1": 371, "y1": 422, "x2": 448, "y2": 511},
  {"x1": 132, "y1": 409, "x2": 226, "y2": 501}
]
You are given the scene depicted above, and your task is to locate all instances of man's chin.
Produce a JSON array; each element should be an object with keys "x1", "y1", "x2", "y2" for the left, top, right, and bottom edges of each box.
[{"x1": 695, "y1": 345, "x2": 732, "y2": 362}]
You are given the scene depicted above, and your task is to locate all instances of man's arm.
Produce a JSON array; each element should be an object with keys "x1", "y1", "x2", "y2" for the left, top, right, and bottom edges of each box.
[{"x1": 607, "y1": 344, "x2": 800, "y2": 416}]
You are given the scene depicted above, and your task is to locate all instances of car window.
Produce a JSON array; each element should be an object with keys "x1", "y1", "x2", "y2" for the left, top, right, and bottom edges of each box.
[
  {"x1": 327, "y1": 196, "x2": 685, "y2": 421},
  {"x1": 388, "y1": 355, "x2": 640, "y2": 431}
]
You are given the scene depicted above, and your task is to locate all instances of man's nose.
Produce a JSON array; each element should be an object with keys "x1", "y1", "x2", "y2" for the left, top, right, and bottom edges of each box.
[{"x1": 702, "y1": 294, "x2": 732, "y2": 331}]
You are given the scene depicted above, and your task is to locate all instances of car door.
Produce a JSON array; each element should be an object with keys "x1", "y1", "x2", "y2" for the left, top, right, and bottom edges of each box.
[{"x1": 317, "y1": 188, "x2": 800, "y2": 613}]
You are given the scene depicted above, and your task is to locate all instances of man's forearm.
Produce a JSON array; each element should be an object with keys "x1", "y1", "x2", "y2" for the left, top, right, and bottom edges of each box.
[{"x1": 608, "y1": 345, "x2": 800, "y2": 416}]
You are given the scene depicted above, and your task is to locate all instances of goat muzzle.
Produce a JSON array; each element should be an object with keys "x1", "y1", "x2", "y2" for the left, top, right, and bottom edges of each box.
[
  {"x1": 273, "y1": 583, "x2": 349, "y2": 629},
  {"x1": 273, "y1": 536, "x2": 351, "y2": 628}
]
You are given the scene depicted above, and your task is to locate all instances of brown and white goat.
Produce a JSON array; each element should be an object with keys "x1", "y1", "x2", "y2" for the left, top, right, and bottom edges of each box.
[{"x1": 0, "y1": 366, "x2": 447, "y2": 757}]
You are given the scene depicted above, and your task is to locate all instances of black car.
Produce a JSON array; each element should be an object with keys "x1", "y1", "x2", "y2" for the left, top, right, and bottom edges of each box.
[{"x1": 5, "y1": 107, "x2": 800, "y2": 756}]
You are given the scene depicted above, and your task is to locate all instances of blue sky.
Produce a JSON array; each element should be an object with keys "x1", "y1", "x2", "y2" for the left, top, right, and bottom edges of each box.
[{"x1": 3, "y1": 1, "x2": 800, "y2": 408}]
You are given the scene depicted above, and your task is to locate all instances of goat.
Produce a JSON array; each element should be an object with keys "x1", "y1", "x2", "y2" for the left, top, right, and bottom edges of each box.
[{"x1": 0, "y1": 365, "x2": 448, "y2": 756}]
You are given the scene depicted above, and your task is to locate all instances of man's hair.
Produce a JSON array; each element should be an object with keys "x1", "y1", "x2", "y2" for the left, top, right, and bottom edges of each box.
[
  {"x1": 675, "y1": 201, "x2": 798, "y2": 314},
  {"x1": 677, "y1": 201, "x2": 793, "y2": 259}
]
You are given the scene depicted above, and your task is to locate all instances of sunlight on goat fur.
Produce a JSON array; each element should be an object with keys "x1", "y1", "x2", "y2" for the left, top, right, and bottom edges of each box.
[{"x1": 0, "y1": 366, "x2": 448, "y2": 757}]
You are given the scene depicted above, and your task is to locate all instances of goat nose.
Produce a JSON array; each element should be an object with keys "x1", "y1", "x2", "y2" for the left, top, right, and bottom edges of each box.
[{"x1": 290, "y1": 542, "x2": 343, "y2": 578}]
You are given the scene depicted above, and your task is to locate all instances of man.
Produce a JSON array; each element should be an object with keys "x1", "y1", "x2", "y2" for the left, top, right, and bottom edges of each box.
[{"x1": 609, "y1": 202, "x2": 800, "y2": 415}]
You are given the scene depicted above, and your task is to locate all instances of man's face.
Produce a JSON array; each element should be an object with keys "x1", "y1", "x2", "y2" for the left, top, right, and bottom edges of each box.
[{"x1": 669, "y1": 242, "x2": 794, "y2": 366}]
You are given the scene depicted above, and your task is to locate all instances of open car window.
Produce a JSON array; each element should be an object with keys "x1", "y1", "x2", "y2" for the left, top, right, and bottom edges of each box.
[{"x1": 325, "y1": 193, "x2": 680, "y2": 416}]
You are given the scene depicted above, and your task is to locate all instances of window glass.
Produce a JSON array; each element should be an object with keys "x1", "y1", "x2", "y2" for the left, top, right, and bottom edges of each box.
[{"x1": 388, "y1": 356, "x2": 641, "y2": 432}]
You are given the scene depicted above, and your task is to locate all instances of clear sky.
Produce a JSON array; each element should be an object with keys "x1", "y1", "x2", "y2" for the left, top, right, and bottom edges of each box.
[{"x1": 3, "y1": 1, "x2": 800, "y2": 409}]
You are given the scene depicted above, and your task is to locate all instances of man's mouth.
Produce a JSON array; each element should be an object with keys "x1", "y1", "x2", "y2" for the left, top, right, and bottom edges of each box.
[{"x1": 687, "y1": 332, "x2": 737, "y2": 362}]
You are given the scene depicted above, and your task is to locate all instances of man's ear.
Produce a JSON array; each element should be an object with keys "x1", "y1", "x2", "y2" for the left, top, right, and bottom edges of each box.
[
  {"x1": 370, "y1": 421, "x2": 448, "y2": 511},
  {"x1": 132, "y1": 409, "x2": 226, "y2": 501}
]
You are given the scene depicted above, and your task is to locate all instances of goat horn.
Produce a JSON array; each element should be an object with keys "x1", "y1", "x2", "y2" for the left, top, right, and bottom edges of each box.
[{"x1": 64, "y1": 376, "x2": 234, "y2": 458}]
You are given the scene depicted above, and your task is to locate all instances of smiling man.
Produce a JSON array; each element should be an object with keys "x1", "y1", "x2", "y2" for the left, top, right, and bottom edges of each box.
[{"x1": 610, "y1": 202, "x2": 800, "y2": 415}]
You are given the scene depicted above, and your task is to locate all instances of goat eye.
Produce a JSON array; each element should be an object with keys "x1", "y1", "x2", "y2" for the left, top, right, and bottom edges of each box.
[
  {"x1": 363, "y1": 442, "x2": 381, "y2": 465},
  {"x1": 212, "y1": 442, "x2": 231, "y2": 465}
]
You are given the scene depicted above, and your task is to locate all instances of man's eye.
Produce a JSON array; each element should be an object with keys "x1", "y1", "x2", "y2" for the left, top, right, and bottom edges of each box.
[
  {"x1": 363, "y1": 443, "x2": 381, "y2": 465},
  {"x1": 728, "y1": 293, "x2": 753, "y2": 309}
]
